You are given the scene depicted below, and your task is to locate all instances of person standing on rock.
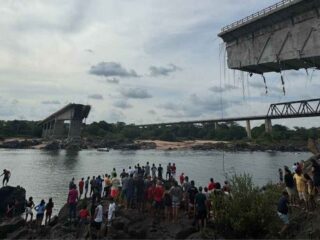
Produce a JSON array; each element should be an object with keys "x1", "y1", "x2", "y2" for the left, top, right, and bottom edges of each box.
[
  {"x1": 25, "y1": 196, "x2": 35, "y2": 222},
  {"x1": 79, "y1": 178, "x2": 84, "y2": 200},
  {"x1": 311, "y1": 159, "x2": 320, "y2": 193},
  {"x1": 151, "y1": 164, "x2": 157, "y2": 179},
  {"x1": 171, "y1": 163, "x2": 176, "y2": 179},
  {"x1": 126, "y1": 174, "x2": 135, "y2": 209},
  {"x1": 1, "y1": 169, "x2": 11, "y2": 186},
  {"x1": 111, "y1": 173, "x2": 120, "y2": 201},
  {"x1": 278, "y1": 168, "x2": 284, "y2": 184},
  {"x1": 93, "y1": 200, "x2": 103, "y2": 238},
  {"x1": 45, "y1": 198, "x2": 54, "y2": 225},
  {"x1": 158, "y1": 164, "x2": 163, "y2": 180},
  {"x1": 145, "y1": 162, "x2": 151, "y2": 178},
  {"x1": 188, "y1": 180, "x2": 198, "y2": 217},
  {"x1": 90, "y1": 176, "x2": 96, "y2": 197},
  {"x1": 195, "y1": 186, "x2": 207, "y2": 232},
  {"x1": 35, "y1": 199, "x2": 46, "y2": 228},
  {"x1": 179, "y1": 173, "x2": 185, "y2": 185},
  {"x1": 85, "y1": 176, "x2": 90, "y2": 198},
  {"x1": 166, "y1": 163, "x2": 172, "y2": 180},
  {"x1": 153, "y1": 180, "x2": 165, "y2": 219},
  {"x1": 67, "y1": 185, "x2": 78, "y2": 222},
  {"x1": 170, "y1": 181, "x2": 182, "y2": 223}
]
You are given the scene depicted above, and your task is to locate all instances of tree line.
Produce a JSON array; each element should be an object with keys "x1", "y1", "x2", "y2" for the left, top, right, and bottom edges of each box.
[{"x1": 0, "y1": 119, "x2": 318, "y2": 143}]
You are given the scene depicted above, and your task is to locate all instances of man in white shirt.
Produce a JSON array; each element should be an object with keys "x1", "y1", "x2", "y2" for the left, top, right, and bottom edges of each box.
[{"x1": 94, "y1": 201, "x2": 103, "y2": 237}]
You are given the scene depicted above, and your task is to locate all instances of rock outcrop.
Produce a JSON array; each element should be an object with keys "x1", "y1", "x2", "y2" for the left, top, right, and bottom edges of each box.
[{"x1": 0, "y1": 186, "x2": 26, "y2": 217}]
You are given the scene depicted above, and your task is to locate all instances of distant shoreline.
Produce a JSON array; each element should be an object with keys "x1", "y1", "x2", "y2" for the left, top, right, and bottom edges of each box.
[{"x1": 0, "y1": 137, "x2": 309, "y2": 152}]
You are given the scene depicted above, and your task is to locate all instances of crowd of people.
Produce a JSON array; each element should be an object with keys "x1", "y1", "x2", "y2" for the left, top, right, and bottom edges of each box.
[
  {"x1": 5, "y1": 157, "x2": 319, "y2": 237},
  {"x1": 64, "y1": 162, "x2": 230, "y2": 236},
  {"x1": 277, "y1": 159, "x2": 320, "y2": 235}
]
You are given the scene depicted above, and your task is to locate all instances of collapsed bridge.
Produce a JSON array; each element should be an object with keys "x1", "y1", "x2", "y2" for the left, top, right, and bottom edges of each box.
[
  {"x1": 218, "y1": 0, "x2": 320, "y2": 74},
  {"x1": 39, "y1": 103, "x2": 91, "y2": 141}
]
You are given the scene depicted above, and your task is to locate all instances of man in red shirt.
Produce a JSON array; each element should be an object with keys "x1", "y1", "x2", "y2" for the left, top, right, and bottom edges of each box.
[
  {"x1": 79, "y1": 178, "x2": 84, "y2": 200},
  {"x1": 208, "y1": 178, "x2": 215, "y2": 191},
  {"x1": 67, "y1": 185, "x2": 78, "y2": 222},
  {"x1": 153, "y1": 180, "x2": 164, "y2": 218}
]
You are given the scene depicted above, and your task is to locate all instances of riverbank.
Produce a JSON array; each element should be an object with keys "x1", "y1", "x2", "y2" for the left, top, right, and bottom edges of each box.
[
  {"x1": 1, "y1": 153, "x2": 319, "y2": 239},
  {"x1": 0, "y1": 138, "x2": 309, "y2": 152}
]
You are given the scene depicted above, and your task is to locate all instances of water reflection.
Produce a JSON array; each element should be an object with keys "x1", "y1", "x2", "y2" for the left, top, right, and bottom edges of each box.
[{"x1": 63, "y1": 150, "x2": 79, "y2": 169}]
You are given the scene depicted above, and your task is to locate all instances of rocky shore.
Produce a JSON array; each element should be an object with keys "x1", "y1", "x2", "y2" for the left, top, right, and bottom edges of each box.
[
  {"x1": 0, "y1": 195, "x2": 207, "y2": 239},
  {"x1": 0, "y1": 138, "x2": 308, "y2": 152}
]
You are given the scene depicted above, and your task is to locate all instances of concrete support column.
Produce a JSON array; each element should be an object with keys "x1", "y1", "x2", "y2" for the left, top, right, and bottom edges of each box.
[
  {"x1": 214, "y1": 122, "x2": 218, "y2": 130},
  {"x1": 246, "y1": 120, "x2": 252, "y2": 139},
  {"x1": 68, "y1": 119, "x2": 82, "y2": 141},
  {"x1": 42, "y1": 123, "x2": 47, "y2": 138},
  {"x1": 265, "y1": 119, "x2": 272, "y2": 134},
  {"x1": 52, "y1": 120, "x2": 65, "y2": 139}
]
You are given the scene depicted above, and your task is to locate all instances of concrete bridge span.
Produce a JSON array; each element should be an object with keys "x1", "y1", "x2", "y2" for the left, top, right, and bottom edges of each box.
[
  {"x1": 219, "y1": 0, "x2": 320, "y2": 74},
  {"x1": 139, "y1": 98, "x2": 320, "y2": 139},
  {"x1": 40, "y1": 103, "x2": 91, "y2": 141}
]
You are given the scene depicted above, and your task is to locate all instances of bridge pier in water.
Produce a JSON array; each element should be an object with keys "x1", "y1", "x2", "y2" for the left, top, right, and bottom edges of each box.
[
  {"x1": 246, "y1": 120, "x2": 252, "y2": 139},
  {"x1": 265, "y1": 119, "x2": 272, "y2": 134}
]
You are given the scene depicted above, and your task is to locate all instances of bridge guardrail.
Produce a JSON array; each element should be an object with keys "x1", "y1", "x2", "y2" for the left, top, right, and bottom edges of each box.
[{"x1": 220, "y1": 0, "x2": 297, "y2": 33}]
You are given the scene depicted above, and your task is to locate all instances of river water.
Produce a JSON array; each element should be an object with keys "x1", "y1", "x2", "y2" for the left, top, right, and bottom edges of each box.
[{"x1": 0, "y1": 149, "x2": 311, "y2": 213}]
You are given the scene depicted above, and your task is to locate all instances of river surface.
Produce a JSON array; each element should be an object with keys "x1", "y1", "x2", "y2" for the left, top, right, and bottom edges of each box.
[{"x1": 0, "y1": 149, "x2": 311, "y2": 213}]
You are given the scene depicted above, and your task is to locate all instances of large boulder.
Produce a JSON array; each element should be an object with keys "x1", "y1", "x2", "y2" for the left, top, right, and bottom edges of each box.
[
  {"x1": 0, "y1": 217, "x2": 25, "y2": 238},
  {"x1": 0, "y1": 186, "x2": 26, "y2": 217}
]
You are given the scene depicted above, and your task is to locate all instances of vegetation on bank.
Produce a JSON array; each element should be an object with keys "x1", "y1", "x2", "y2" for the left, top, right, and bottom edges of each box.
[
  {"x1": 210, "y1": 174, "x2": 282, "y2": 238},
  {"x1": 0, "y1": 120, "x2": 318, "y2": 145}
]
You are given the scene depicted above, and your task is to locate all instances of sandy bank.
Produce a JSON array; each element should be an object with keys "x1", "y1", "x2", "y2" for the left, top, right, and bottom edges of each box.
[{"x1": 135, "y1": 140, "x2": 227, "y2": 150}]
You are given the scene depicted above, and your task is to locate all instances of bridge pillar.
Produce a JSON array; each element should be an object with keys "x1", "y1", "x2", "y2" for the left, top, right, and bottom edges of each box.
[
  {"x1": 214, "y1": 122, "x2": 218, "y2": 130},
  {"x1": 52, "y1": 120, "x2": 65, "y2": 138},
  {"x1": 68, "y1": 119, "x2": 82, "y2": 141},
  {"x1": 246, "y1": 120, "x2": 252, "y2": 139},
  {"x1": 265, "y1": 119, "x2": 272, "y2": 134}
]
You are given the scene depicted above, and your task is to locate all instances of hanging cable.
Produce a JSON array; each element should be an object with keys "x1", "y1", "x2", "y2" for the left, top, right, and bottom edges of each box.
[{"x1": 262, "y1": 74, "x2": 268, "y2": 94}]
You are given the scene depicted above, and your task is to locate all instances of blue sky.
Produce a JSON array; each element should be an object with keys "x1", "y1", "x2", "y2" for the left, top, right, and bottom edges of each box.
[{"x1": 0, "y1": 0, "x2": 319, "y2": 128}]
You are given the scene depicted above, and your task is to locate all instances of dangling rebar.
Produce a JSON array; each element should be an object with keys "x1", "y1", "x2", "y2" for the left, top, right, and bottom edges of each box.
[{"x1": 262, "y1": 74, "x2": 268, "y2": 94}]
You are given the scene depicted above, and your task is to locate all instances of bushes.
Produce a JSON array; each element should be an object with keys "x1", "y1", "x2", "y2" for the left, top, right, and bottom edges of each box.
[{"x1": 210, "y1": 174, "x2": 282, "y2": 238}]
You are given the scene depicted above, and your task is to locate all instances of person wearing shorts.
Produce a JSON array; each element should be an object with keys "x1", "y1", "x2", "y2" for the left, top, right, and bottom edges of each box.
[
  {"x1": 25, "y1": 197, "x2": 35, "y2": 222},
  {"x1": 170, "y1": 181, "x2": 182, "y2": 222},
  {"x1": 277, "y1": 191, "x2": 290, "y2": 235}
]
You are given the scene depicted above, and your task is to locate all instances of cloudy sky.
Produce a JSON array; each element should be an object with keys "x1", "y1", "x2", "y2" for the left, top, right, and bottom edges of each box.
[{"x1": 0, "y1": 0, "x2": 319, "y2": 128}]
